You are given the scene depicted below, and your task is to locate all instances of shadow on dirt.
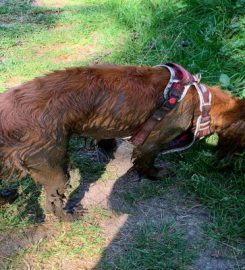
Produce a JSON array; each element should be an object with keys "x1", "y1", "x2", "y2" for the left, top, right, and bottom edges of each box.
[{"x1": 90, "y1": 140, "x2": 243, "y2": 270}]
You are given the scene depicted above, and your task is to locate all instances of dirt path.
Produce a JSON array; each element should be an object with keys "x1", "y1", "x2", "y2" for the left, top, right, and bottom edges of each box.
[
  {"x1": 0, "y1": 141, "x2": 243, "y2": 269},
  {"x1": 78, "y1": 141, "x2": 242, "y2": 270}
]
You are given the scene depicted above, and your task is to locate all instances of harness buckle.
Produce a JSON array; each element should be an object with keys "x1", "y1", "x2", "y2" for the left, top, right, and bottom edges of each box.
[{"x1": 152, "y1": 110, "x2": 165, "y2": 121}]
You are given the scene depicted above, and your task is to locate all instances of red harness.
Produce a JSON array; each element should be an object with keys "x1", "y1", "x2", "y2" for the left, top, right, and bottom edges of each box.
[{"x1": 130, "y1": 63, "x2": 212, "y2": 154}]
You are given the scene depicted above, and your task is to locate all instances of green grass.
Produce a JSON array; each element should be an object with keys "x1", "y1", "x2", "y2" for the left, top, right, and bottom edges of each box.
[
  {"x1": 0, "y1": 0, "x2": 244, "y2": 268},
  {"x1": 99, "y1": 223, "x2": 196, "y2": 270},
  {"x1": 121, "y1": 177, "x2": 173, "y2": 205},
  {"x1": 1, "y1": 0, "x2": 244, "y2": 94},
  {"x1": 170, "y1": 137, "x2": 245, "y2": 242},
  {"x1": 5, "y1": 207, "x2": 108, "y2": 270},
  {"x1": 125, "y1": 135, "x2": 245, "y2": 242},
  {"x1": 0, "y1": 0, "x2": 129, "y2": 91},
  {"x1": 0, "y1": 177, "x2": 43, "y2": 232}
]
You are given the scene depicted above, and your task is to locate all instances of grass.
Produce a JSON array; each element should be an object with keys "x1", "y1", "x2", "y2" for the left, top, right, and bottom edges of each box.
[
  {"x1": 99, "y1": 223, "x2": 196, "y2": 270},
  {"x1": 0, "y1": 0, "x2": 128, "y2": 91},
  {"x1": 0, "y1": 177, "x2": 43, "y2": 232},
  {"x1": 121, "y1": 177, "x2": 173, "y2": 205},
  {"x1": 0, "y1": 0, "x2": 244, "y2": 269},
  {"x1": 5, "y1": 207, "x2": 108, "y2": 270},
  {"x1": 168, "y1": 138, "x2": 245, "y2": 242}
]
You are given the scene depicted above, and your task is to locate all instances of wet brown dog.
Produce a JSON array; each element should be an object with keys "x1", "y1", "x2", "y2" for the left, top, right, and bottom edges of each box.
[{"x1": 0, "y1": 65, "x2": 244, "y2": 219}]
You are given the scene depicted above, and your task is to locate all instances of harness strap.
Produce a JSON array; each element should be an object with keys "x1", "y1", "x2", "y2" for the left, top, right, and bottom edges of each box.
[{"x1": 130, "y1": 63, "x2": 212, "y2": 152}]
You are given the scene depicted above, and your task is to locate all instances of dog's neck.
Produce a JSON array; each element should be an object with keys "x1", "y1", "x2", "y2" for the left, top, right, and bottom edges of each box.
[{"x1": 154, "y1": 69, "x2": 244, "y2": 146}]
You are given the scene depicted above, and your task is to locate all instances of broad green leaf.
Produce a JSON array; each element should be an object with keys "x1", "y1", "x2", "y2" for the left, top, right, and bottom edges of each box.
[{"x1": 219, "y1": 73, "x2": 231, "y2": 88}]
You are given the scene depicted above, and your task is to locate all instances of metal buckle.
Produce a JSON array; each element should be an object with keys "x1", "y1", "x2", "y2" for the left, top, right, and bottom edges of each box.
[{"x1": 152, "y1": 110, "x2": 164, "y2": 121}]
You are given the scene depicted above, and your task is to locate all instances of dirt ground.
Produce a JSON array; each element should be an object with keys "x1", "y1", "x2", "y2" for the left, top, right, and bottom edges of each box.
[
  {"x1": 80, "y1": 141, "x2": 243, "y2": 270},
  {"x1": 0, "y1": 141, "x2": 243, "y2": 269}
]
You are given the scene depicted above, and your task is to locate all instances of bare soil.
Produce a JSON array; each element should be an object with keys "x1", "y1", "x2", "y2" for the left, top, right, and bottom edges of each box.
[
  {"x1": 79, "y1": 141, "x2": 242, "y2": 270},
  {"x1": 36, "y1": 42, "x2": 100, "y2": 64},
  {"x1": 35, "y1": 32, "x2": 112, "y2": 65},
  {"x1": 0, "y1": 140, "x2": 243, "y2": 269}
]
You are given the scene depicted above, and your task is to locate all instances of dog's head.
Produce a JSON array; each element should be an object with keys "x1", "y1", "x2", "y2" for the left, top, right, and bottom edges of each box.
[
  {"x1": 205, "y1": 86, "x2": 244, "y2": 159},
  {"x1": 216, "y1": 98, "x2": 245, "y2": 159}
]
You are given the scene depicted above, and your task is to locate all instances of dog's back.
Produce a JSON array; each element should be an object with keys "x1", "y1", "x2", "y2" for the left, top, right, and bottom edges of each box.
[{"x1": 0, "y1": 65, "x2": 168, "y2": 180}]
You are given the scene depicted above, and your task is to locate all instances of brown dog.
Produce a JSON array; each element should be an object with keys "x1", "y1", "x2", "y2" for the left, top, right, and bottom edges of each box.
[{"x1": 0, "y1": 64, "x2": 244, "y2": 219}]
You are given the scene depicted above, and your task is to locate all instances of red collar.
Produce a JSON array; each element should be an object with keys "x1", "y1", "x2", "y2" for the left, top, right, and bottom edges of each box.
[{"x1": 130, "y1": 63, "x2": 212, "y2": 153}]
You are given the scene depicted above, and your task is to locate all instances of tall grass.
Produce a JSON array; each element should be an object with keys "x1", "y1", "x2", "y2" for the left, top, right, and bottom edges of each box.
[{"x1": 105, "y1": 0, "x2": 245, "y2": 96}]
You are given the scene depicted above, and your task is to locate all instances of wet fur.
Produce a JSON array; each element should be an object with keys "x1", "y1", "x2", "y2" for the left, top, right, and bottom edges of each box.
[{"x1": 0, "y1": 65, "x2": 244, "y2": 219}]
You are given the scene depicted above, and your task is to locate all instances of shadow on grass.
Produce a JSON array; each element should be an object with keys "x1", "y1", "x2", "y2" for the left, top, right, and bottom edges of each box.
[
  {"x1": 92, "y1": 139, "x2": 244, "y2": 270},
  {"x1": 65, "y1": 136, "x2": 109, "y2": 212},
  {"x1": 0, "y1": 176, "x2": 45, "y2": 230}
]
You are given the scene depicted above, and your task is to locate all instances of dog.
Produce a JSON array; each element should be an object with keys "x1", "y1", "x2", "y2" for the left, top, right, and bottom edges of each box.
[{"x1": 0, "y1": 64, "x2": 244, "y2": 220}]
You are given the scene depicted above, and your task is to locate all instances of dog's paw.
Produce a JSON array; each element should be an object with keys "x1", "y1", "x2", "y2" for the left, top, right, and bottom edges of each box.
[
  {"x1": 139, "y1": 166, "x2": 174, "y2": 180},
  {"x1": 151, "y1": 160, "x2": 175, "y2": 180},
  {"x1": 60, "y1": 205, "x2": 88, "y2": 222},
  {"x1": 155, "y1": 167, "x2": 174, "y2": 179}
]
